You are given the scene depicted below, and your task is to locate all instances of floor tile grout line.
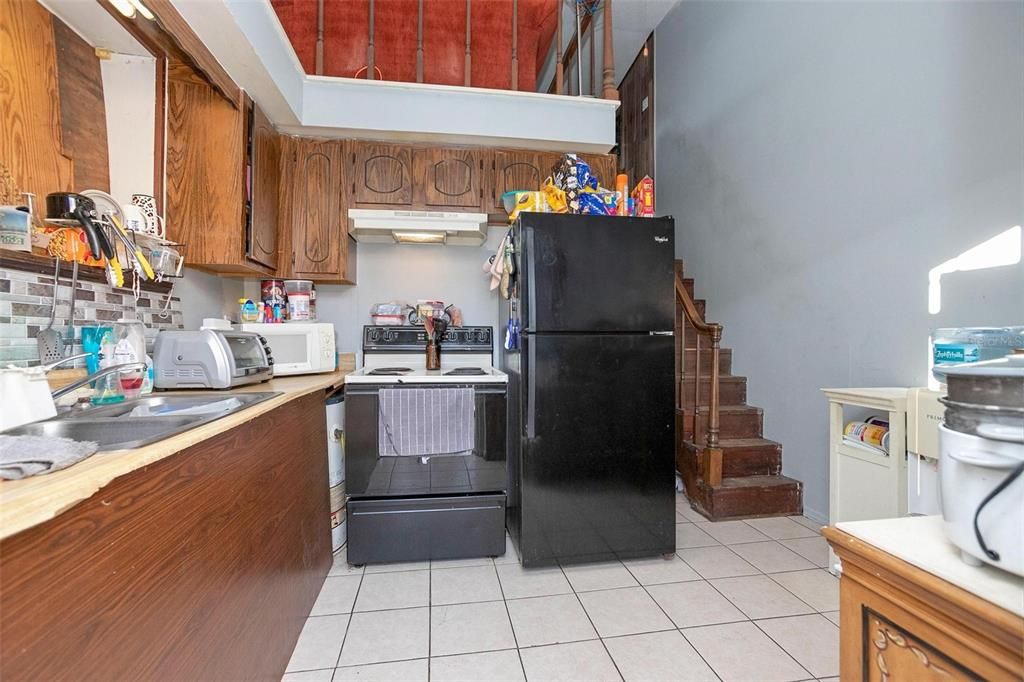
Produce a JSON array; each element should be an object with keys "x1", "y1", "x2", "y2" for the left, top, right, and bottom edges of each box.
[
  {"x1": 623, "y1": 558, "x2": 725, "y2": 680},
  {"x1": 559, "y1": 563, "x2": 625, "y2": 682},
  {"x1": 426, "y1": 565, "x2": 432, "y2": 682},
  {"x1": 764, "y1": 568, "x2": 838, "y2": 614},
  {"x1": 750, "y1": 614, "x2": 820, "y2": 680},
  {"x1": 491, "y1": 557, "x2": 529, "y2": 682},
  {"x1": 333, "y1": 562, "x2": 366, "y2": 669},
  {"x1": 704, "y1": 569, "x2": 821, "y2": 621}
]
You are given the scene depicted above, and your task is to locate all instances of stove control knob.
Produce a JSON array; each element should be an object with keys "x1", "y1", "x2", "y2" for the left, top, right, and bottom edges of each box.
[
  {"x1": 368, "y1": 329, "x2": 380, "y2": 341},
  {"x1": 383, "y1": 329, "x2": 395, "y2": 342}
]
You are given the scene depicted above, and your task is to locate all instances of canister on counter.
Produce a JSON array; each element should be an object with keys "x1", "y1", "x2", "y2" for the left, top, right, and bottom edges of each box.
[
  {"x1": 261, "y1": 279, "x2": 287, "y2": 308},
  {"x1": 285, "y1": 280, "x2": 316, "y2": 321}
]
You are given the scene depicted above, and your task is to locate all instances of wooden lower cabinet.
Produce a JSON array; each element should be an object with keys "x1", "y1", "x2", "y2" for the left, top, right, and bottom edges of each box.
[
  {"x1": 824, "y1": 527, "x2": 1023, "y2": 682},
  {"x1": 0, "y1": 393, "x2": 332, "y2": 681}
]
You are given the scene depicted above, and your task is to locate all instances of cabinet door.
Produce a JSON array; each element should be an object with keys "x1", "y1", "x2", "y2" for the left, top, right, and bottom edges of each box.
[
  {"x1": 413, "y1": 148, "x2": 486, "y2": 209},
  {"x1": 247, "y1": 103, "x2": 280, "y2": 269},
  {"x1": 579, "y1": 153, "x2": 619, "y2": 189},
  {"x1": 491, "y1": 151, "x2": 561, "y2": 212},
  {"x1": 351, "y1": 142, "x2": 413, "y2": 206},
  {"x1": 289, "y1": 139, "x2": 345, "y2": 276}
]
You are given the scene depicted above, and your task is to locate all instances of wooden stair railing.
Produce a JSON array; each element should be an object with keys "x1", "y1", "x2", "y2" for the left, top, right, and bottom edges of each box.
[
  {"x1": 675, "y1": 269, "x2": 724, "y2": 487},
  {"x1": 314, "y1": 0, "x2": 615, "y2": 97}
]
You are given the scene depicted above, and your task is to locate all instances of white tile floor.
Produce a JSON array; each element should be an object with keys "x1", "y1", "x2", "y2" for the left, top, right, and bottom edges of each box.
[{"x1": 284, "y1": 493, "x2": 838, "y2": 682}]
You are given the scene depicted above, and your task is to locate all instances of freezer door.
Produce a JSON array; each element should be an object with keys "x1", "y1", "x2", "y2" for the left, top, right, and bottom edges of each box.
[
  {"x1": 518, "y1": 214, "x2": 675, "y2": 333},
  {"x1": 517, "y1": 333, "x2": 675, "y2": 566}
]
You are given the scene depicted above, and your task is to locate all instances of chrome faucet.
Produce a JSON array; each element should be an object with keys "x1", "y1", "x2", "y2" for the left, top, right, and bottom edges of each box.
[{"x1": 51, "y1": 361, "x2": 148, "y2": 400}]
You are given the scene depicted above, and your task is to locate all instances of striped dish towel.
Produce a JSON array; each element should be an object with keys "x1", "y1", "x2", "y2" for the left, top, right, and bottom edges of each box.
[{"x1": 378, "y1": 387, "x2": 476, "y2": 457}]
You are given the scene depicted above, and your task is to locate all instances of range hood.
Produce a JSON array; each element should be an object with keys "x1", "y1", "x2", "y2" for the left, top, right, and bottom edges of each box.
[{"x1": 348, "y1": 209, "x2": 489, "y2": 246}]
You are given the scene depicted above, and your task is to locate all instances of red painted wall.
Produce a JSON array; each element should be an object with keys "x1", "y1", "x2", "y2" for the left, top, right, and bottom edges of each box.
[{"x1": 271, "y1": 0, "x2": 558, "y2": 91}]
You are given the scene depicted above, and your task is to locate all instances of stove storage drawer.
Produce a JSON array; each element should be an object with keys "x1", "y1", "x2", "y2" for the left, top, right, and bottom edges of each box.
[{"x1": 347, "y1": 494, "x2": 506, "y2": 565}]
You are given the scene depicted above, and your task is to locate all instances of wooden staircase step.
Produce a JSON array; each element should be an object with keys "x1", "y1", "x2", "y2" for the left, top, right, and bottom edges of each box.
[
  {"x1": 690, "y1": 405, "x2": 763, "y2": 440},
  {"x1": 678, "y1": 437, "x2": 783, "y2": 483},
  {"x1": 701, "y1": 474, "x2": 803, "y2": 520},
  {"x1": 678, "y1": 375, "x2": 747, "y2": 408},
  {"x1": 680, "y1": 348, "x2": 733, "y2": 375}
]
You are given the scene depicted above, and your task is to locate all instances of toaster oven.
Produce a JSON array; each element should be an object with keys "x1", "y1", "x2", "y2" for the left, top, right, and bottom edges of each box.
[{"x1": 153, "y1": 329, "x2": 273, "y2": 389}]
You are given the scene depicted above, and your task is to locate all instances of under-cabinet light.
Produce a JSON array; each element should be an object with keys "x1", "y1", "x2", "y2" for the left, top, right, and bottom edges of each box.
[
  {"x1": 128, "y1": 0, "x2": 155, "y2": 20},
  {"x1": 392, "y1": 231, "x2": 447, "y2": 245},
  {"x1": 109, "y1": 0, "x2": 136, "y2": 18}
]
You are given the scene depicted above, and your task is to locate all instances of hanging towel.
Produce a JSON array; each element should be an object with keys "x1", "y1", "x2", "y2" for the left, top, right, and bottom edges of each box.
[{"x1": 378, "y1": 388, "x2": 475, "y2": 457}]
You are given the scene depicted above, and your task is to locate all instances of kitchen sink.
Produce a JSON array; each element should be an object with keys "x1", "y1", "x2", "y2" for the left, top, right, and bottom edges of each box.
[
  {"x1": 2, "y1": 392, "x2": 281, "y2": 451},
  {"x1": 65, "y1": 392, "x2": 279, "y2": 419},
  {"x1": 6, "y1": 417, "x2": 204, "y2": 451}
]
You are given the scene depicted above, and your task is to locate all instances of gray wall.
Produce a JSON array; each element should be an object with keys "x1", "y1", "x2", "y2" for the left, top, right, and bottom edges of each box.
[
  {"x1": 655, "y1": 0, "x2": 1024, "y2": 521},
  {"x1": 175, "y1": 267, "x2": 244, "y2": 330},
  {"x1": 237, "y1": 230, "x2": 506, "y2": 363}
]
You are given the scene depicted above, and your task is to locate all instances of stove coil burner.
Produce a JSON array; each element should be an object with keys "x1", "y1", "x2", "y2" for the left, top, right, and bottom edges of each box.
[
  {"x1": 443, "y1": 367, "x2": 487, "y2": 376},
  {"x1": 368, "y1": 367, "x2": 413, "y2": 376}
]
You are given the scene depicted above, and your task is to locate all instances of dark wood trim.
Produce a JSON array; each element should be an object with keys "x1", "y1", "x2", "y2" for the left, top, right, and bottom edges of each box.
[
  {"x1": 0, "y1": 250, "x2": 172, "y2": 293},
  {"x1": 154, "y1": 55, "x2": 167, "y2": 215},
  {"x1": 0, "y1": 392, "x2": 332, "y2": 681},
  {"x1": 555, "y1": 3, "x2": 563, "y2": 93},
  {"x1": 95, "y1": 0, "x2": 240, "y2": 106}
]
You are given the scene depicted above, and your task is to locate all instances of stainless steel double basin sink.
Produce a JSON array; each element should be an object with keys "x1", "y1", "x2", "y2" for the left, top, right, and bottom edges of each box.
[{"x1": 2, "y1": 392, "x2": 281, "y2": 451}]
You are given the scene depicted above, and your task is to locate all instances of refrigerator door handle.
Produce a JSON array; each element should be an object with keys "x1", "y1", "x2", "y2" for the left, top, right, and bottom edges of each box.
[
  {"x1": 649, "y1": 331, "x2": 675, "y2": 336},
  {"x1": 526, "y1": 339, "x2": 536, "y2": 439}
]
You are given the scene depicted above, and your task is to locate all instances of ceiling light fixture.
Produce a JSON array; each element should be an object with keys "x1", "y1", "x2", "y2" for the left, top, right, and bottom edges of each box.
[
  {"x1": 392, "y1": 231, "x2": 447, "y2": 245},
  {"x1": 127, "y1": 0, "x2": 155, "y2": 20},
  {"x1": 109, "y1": 0, "x2": 136, "y2": 18}
]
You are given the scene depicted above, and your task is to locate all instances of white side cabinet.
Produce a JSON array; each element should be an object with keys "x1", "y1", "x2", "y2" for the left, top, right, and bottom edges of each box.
[{"x1": 821, "y1": 388, "x2": 909, "y2": 571}]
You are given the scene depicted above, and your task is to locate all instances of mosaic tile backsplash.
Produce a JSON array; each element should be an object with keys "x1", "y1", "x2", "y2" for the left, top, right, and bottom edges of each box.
[{"x1": 0, "y1": 266, "x2": 184, "y2": 367}]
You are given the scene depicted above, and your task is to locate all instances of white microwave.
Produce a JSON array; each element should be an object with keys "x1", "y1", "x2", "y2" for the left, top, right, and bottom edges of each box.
[{"x1": 238, "y1": 322, "x2": 336, "y2": 376}]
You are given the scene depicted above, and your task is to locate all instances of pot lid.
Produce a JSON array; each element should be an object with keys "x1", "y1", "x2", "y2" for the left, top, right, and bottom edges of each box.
[{"x1": 934, "y1": 353, "x2": 1024, "y2": 379}]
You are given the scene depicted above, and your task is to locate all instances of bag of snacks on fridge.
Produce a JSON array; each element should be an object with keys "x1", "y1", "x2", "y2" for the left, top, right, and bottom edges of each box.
[{"x1": 541, "y1": 179, "x2": 570, "y2": 214}]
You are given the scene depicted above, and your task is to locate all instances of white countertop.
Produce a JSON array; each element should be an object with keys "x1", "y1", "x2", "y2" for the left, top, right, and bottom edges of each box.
[{"x1": 837, "y1": 515, "x2": 1024, "y2": 617}]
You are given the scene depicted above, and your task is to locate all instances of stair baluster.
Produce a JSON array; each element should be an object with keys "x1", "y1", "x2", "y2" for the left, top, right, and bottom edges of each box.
[{"x1": 675, "y1": 269, "x2": 723, "y2": 487}]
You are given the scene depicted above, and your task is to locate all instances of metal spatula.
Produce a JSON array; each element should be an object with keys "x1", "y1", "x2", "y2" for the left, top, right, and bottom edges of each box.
[{"x1": 36, "y1": 257, "x2": 64, "y2": 363}]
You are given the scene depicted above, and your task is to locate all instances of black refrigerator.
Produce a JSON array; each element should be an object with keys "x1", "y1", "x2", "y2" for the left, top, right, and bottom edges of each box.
[{"x1": 498, "y1": 213, "x2": 676, "y2": 567}]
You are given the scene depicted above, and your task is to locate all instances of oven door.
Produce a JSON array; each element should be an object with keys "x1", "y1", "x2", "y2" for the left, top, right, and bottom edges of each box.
[{"x1": 345, "y1": 383, "x2": 507, "y2": 498}]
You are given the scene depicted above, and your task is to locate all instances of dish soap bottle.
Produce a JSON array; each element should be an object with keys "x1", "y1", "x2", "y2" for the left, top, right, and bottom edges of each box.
[{"x1": 112, "y1": 318, "x2": 146, "y2": 399}]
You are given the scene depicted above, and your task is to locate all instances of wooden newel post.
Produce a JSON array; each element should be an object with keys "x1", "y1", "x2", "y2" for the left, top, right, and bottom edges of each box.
[
  {"x1": 367, "y1": 0, "x2": 376, "y2": 79},
  {"x1": 464, "y1": 0, "x2": 472, "y2": 87},
  {"x1": 601, "y1": 0, "x2": 617, "y2": 100},
  {"x1": 315, "y1": 0, "x2": 324, "y2": 75},
  {"x1": 511, "y1": 0, "x2": 518, "y2": 90},
  {"x1": 707, "y1": 324, "x2": 722, "y2": 449},
  {"x1": 416, "y1": 0, "x2": 424, "y2": 82}
]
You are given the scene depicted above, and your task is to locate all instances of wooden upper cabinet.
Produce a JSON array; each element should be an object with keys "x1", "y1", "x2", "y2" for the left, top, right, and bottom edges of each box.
[
  {"x1": 413, "y1": 147, "x2": 487, "y2": 209},
  {"x1": 165, "y1": 75, "x2": 280, "y2": 276},
  {"x1": 579, "y1": 153, "x2": 619, "y2": 189},
  {"x1": 279, "y1": 137, "x2": 355, "y2": 283},
  {"x1": 247, "y1": 102, "x2": 280, "y2": 270},
  {"x1": 351, "y1": 142, "x2": 413, "y2": 206},
  {"x1": 491, "y1": 151, "x2": 561, "y2": 212},
  {"x1": 165, "y1": 74, "x2": 249, "y2": 273}
]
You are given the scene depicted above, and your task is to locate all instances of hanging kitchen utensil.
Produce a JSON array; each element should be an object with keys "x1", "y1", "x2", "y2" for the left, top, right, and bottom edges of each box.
[
  {"x1": 36, "y1": 256, "x2": 65, "y2": 363},
  {"x1": 45, "y1": 192, "x2": 114, "y2": 261},
  {"x1": 108, "y1": 214, "x2": 155, "y2": 280},
  {"x1": 64, "y1": 254, "x2": 79, "y2": 356}
]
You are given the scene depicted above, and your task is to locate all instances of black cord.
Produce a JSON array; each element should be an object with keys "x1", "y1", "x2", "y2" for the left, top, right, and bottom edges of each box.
[{"x1": 973, "y1": 460, "x2": 1024, "y2": 562}]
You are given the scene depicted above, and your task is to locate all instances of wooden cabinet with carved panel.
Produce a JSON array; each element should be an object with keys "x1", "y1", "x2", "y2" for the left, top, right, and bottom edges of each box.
[
  {"x1": 277, "y1": 137, "x2": 355, "y2": 284},
  {"x1": 350, "y1": 142, "x2": 413, "y2": 207},
  {"x1": 165, "y1": 70, "x2": 279, "y2": 276},
  {"x1": 824, "y1": 519, "x2": 1023, "y2": 682},
  {"x1": 490, "y1": 151, "x2": 561, "y2": 216},
  {"x1": 413, "y1": 147, "x2": 488, "y2": 210}
]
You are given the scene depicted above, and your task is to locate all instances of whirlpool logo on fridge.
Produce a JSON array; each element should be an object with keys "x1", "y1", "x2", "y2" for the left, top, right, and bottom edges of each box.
[{"x1": 654, "y1": 236, "x2": 669, "y2": 243}]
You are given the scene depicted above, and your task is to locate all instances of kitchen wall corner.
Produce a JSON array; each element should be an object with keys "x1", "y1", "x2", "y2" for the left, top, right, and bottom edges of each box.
[{"x1": 174, "y1": 267, "x2": 245, "y2": 330}]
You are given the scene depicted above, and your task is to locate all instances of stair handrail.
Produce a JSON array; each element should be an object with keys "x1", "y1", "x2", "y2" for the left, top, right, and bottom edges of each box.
[{"x1": 675, "y1": 270, "x2": 724, "y2": 486}]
